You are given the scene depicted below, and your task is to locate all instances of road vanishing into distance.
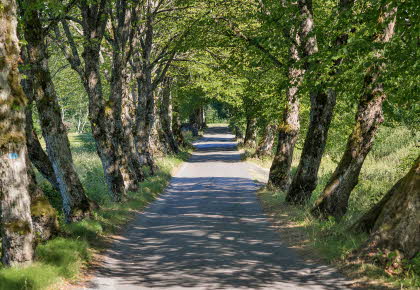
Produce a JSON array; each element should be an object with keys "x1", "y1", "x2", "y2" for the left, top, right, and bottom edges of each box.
[{"x1": 80, "y1": 126, "x2": 352, "y2": 290}]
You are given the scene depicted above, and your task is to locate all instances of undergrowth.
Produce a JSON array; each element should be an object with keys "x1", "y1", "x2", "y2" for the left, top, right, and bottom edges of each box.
[
  {"x1": 0, "y1": 133, "x2": 190, "y2": 290},
  {"x1": 246, "y1": 126, "x2": 419, "y2": 289},
  {"x1": 257, "y1": 189, "x2": 419, "y2": 289}
]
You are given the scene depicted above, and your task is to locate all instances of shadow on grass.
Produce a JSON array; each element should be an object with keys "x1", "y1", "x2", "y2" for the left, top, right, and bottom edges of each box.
[{"x1": 68, "y1": 133, "x2": 97, "y2": 154}]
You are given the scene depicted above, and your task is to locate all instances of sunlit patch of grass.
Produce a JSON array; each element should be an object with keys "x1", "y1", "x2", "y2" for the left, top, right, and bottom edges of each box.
[
  {"x1": 0, "y1": 264, "x2": 59, "y2": 290},
  {"x1": 35, "y1": 238, "x2": 90, "y2": 279}
]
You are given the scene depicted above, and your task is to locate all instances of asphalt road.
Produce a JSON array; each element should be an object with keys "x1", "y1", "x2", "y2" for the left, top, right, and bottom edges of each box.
[{"x1": 81, "y1": 126, "x2": 351, "y2": 290}]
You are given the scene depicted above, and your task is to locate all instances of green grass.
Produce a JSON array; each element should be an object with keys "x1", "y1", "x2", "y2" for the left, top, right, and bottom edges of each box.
[
  {"x1": 246, "y1": 126, "x2": 419, "y2": 289},
  {"x1": 0, "y1": 133, "x2": 191, "y2": 290}
]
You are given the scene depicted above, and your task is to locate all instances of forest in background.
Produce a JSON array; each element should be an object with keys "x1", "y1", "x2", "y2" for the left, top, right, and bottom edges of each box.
[{"x1": 0, "y1": 0, "x2": 418, "y2": 289}]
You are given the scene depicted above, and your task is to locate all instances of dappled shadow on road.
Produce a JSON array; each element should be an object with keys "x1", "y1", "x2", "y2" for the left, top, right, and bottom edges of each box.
[
  {"x1": 190, "y1": 127, "x2": 239, "y2": 163},
  {"x1": 188, "y1": 152, "x2": 241, "y2": 163},
  {"x1": 86, "y1": 176, "x2": 351, "y2": 289}
]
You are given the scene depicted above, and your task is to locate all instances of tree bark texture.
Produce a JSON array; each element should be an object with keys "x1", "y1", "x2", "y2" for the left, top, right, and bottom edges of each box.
[
  {"x1": 121, "y1": 73, "x2": 144, "y2": 183},
  {"x1": 269, "y1": 0, "x2": 317, "y2": 190},
  {"x1": 286, "y1": 0, "x2": 354, "y2": 204},
  {"x1": 21, "y1": 72, "x2": 59, "y2": 241},
  {"x1": 110, "y1": 58, "x2": 139, "y2": 192},
  {"x1": 134, "y1": 11, "x2": 157, "y2": 174},
  {"x1": 27, "y1": 158, "x2": 58, "y2": 243},
  {"x1": 312, "y1": 6, "x2": 397, "y2": 220},
  {"x1": 244, "y1": 117, "x2": 257, "y2": 148},
  {"x1": 268, "y1": 44, "x2": 302, "y2": 191},
  {"x1": 286, "y1": 89, "x2": 336, "y2": 204},
  {"x1": 79, "y1": 1, "x2": 127, "y2": 201},
  {"x1": 150, "y1": 94, "x2": 166, "y2": 155},
  {"x1": 255, "y1": 124, "x2": 277, "y2": 157},
  {"x1": 24, "y1": 8, "x2": 93, "y2": 222},
  {"x1": 159, "y1": 77, "x2": 179, "y2": 154},
  {"x1": 108, "y1": 1, "x2": 142, "y2": 191},
  {"x1": 0, "y1": 0, "x2": 34, "y2": 266},
  {"x1": 21, "y1": 74, "x2": 60, "y2": 192},
  {"x1": 352, "y1": 156, "x2": 419, "y2": 259}
]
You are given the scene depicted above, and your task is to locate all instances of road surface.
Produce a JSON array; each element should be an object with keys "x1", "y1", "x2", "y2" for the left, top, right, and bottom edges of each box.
[{"x1": 81, "y1": 126, "x2": 351, "y2": 290}]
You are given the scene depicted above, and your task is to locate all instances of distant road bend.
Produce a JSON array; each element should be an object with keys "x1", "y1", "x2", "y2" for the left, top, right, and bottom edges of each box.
[{"x1": 81, "y1": 126, "x2": 352, "y2": 290}]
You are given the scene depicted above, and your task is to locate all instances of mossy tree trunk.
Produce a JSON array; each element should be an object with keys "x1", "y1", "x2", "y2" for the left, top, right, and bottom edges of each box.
[
  {"x1": 23, "y1": 6, "x2": 94, "y2": 222},
  {"x1": 108, "y1": 1, "x2": 143, "y2": 191},
  {"x1": 132, "y1": 0, "x2": 175, "y2": 173},
  {"x1": 20, "y1": 69, "x2": 59, "y2": 192},
  {"x1": 351, "y1": 156, "x2": 419, "y2": 260},
  {"x1": 121, "y1": 72, "x2": 144, "y2": 183},
  {"x1": 286, "y1": 89, "x2": 336, "y2": 204},
  {"x1": 286, "y1": 0, "x2": 353, "y2": 205},
  {"x1": 311, "y1": 6, "x2": 398, "y2": 220},
  {"x1": 57, "y1": 2, "x2": 127, "y2": 202},
  {"x1": 20, "y1": 64, "x2": 59, "y2": 241},
  {"x1": 0, "y1": 0, "x2": 34, "y2": 266},
  {"x1": 134, "y1": 51, "x2": 157, "y2": 174},
  {"x1": 80, "y1": 1, "x2": 128, "y2": 201},
  {"x1": 27, "y1": 158, "x2": 59, "y2": 243},
  {"x1": 269, "y1": 0, "x2": 317, "y2": 191},
  {"x1": 255, "y1": 124, "x2": 277, "y2": 157}
]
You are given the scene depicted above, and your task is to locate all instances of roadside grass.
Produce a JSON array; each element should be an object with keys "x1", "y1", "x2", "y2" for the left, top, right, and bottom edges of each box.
[
  {"x1": 0, "y1": 133, "x2": 191, "y2": 290},
  {"x1": 244, "y1": 126, "x2": 419, "y2": 289}
]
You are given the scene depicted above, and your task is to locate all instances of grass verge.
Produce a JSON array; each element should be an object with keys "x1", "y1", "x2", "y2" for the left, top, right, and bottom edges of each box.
[
  {"x1": 257, "y1": 189, "x2": 419, "y2": 289},
  {"x1": 0, "y1": 134, "x2": 191, "y2": 290},
  {"x1": 243, "y1": 126, "x2": 419, "y2": 289}
]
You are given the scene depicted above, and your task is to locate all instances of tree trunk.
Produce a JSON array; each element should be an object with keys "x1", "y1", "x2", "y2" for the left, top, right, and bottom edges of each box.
[
  {"x1": 57, "y1": 3, "x2": 126, "y2": 201},
  {"x1": 134, "y1": 12, "x2": 157, "y2": 174},
  {"x1": 79, "y1": 2, "x2": 127, "y2": 201},
  {"x1": 172, "y1": 104, "x2": 187, "y2": 147},
  {"x1": 190, "y1": 105, "x2": 206, "y2": 134},
  {"x1": 24, "y1": 8, "x2": 94, "y2": 222},
  {"x1": 243, "y1": 117, "x2": 257, "y2": 148},
  {"x1": 351, "y1": 156, "x2": 419, "y2": 260},
  {"x1": 286, "y1": 89, "x2": 336, "y2": 204},
  {"x1": 189, "y1": 108, "x2": 200, "y2": 137},
  {"x1": 234, "y1": 125, "x2": 244, "y2": 140},
  {"x1": 286, "y1": 0, "x2": 354, "y2": 204},
  {"x1": 0, "y1": 0, "x2": 34, "y2": 265},
  {"x1": 159, "y1": 77, "x2": 179, "y2": 154},
  {"x1": 255, "y1": 124, "x2": 277, "y2": 157},
  {"x1": 268, "y1": 0, "x2": 317, "y2": 190},
  {"x1": 27, "y1": 159, "x2": 58, "y2": 243},
  {"x1": 150, "y1": 93, "x2": 166, "y2": 155},
  {"x1": 311, "y1": 6, "x2": 397, "y2": 220},
  {"x1": 268, "y1": 90, "x2": 300, "y2": 191},
  {"x1": 199, "y1": 106, "x2": 206, "y2": 129},
  {"x1": 107, "y1": 1, "x2": 143, "y2": 190},
  {"x1": 121, "y1": 73, "x2": 144, "y2": 183},
  {"x1": 110, "y1": 54, "x2": 140, "y2": 191},
  {"x1": 20, "y1": 72, "x2": 60, "y2": 192}
]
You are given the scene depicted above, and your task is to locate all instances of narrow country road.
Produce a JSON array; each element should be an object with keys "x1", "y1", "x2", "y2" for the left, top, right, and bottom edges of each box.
[{"x1": 81, "y1": 126, "x2": 352, "y2": 290}]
